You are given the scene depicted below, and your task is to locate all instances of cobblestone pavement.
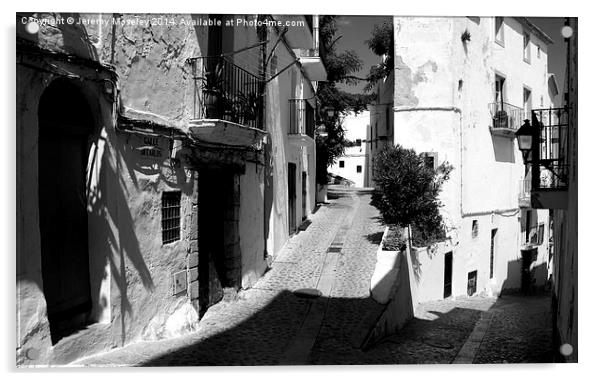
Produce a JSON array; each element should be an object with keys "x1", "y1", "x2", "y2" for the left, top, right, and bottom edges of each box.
[
  {"x1": 310, "y1": 294, "x2": 552, "y2": 365},
  {"x1": 75, "y1": 186, "x2": 385, "y2": 366},
  {"x1": 474, "y1": 294, "x2": 553, "y2": 363},
  {"x1": 74, "y1": 188, "x2": 553, "y2": 366}
]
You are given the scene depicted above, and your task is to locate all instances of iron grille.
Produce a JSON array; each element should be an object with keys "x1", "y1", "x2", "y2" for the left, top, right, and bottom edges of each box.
[
  {"x1": 488, "y1": 101, "x2": 524, "y2": 131},
  {"x1": 289, "y1": 99, "x2": 315, "y2": 137},
  {"x1": 162, "y1": 191, "x2": 181, "y2": 244},
  {"x1": 189, "y1": 55, "x2": 263, "y2": 129},
  {"x1": 531, "y1": 108, "x2": 569, "y2": 189}
]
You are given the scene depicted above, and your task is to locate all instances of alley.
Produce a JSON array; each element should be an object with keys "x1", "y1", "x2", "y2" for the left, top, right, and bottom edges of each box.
[{"x1": 73, "y1": 188, "x2": 552, "y2": 366}]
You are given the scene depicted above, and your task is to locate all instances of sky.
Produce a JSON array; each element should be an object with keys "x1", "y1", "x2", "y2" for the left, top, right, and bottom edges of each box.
[
  {"x1": 332, "y1": 15, "x2": 391, "y2": 94},
  {"x1": 331, "y1": 16, "x2": 568, "y2": 98}
]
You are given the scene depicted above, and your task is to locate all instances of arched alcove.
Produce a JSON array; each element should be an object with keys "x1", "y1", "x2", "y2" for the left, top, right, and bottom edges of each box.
[{"x1": 38, "y1": 78, "x2": 94, "y2": 344}]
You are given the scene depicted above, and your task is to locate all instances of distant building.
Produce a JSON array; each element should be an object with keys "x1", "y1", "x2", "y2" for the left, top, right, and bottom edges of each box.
[
  {"x1": 328, "y1": 111, "x2": 370, "y2": 187},
  {"x1": 389, "y1": 17, "x2": 554, "y2": 301}
]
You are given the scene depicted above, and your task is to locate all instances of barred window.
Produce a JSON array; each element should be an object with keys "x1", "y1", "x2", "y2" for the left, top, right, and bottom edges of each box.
[{"x1": 162, "y1": 191, "x2": 181, "y2": 244}]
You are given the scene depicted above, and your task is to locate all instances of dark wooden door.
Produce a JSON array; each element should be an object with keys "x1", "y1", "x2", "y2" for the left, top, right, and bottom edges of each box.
[
  {"x1": 444, "y1": 251, "x2": 453, "y2": 298},
  {"x1": 288, "y1": 163, "x2": 296, "y2": 235},
  {"x1": 38, "y1": 80, "x2": 93, "y2": 342}
]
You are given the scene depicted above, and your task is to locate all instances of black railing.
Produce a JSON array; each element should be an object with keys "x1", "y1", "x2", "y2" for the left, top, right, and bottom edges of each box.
[
  {"x1": 289, "y1": 99, "x2": 315, "y2": 138},
  {"x1": 189, "y1": 56, "x2": 263, "y2": 129},
  {"x1": 532, "y1": 108, "x2": 569, "y2": 189},
  {"x1": 489, "y1": 101, "x2": 524, "y2": 131}
]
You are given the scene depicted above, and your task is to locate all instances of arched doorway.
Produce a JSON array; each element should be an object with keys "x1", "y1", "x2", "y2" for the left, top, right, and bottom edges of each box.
[{"x1": 38, "y1": 78, "x2": 94, "y2": 344}]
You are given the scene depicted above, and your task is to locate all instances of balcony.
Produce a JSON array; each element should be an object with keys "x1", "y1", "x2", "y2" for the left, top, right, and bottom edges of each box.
[
  {"x1": 297, "y1": 49, "x2": 327, "y2": 81},
  {"x1": 189, "y1": 56, "x2": 263, "y2": 129},
  {"x1": 289, "y1": 99, "x2": 315, "y2": 143},
  {"x1": 529, "y1": 108, "x2": 569, "y2": 209},
  {"x1": 518, "y1": 179, "x2": 532, "y2": 208},
  {"x1": 187, "y1": 56, "x2": 266, "y2": 149},
  {"x1": 488, "y1": 102, "x2": 524, "y2": 137}
]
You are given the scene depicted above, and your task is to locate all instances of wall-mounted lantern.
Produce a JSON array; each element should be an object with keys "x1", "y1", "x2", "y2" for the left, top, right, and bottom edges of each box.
[{"x1": 515, "y1": 119, "x2": 536, "y2": 163}]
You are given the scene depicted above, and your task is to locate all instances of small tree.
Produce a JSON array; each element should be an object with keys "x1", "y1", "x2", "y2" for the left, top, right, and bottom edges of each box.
[{"x1": 370, "y1": 145, "x2": 453, "y2": 247}]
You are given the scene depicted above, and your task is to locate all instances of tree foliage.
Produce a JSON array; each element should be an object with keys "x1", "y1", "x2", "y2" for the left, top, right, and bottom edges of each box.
[
  {"x1": 315, "y1": 16, "x2": 372, "y2": 185},
  {"x1": 370, "y1": 145, "x2": 453, "y2": 247},
  {"x1": 364, "y1": 21, "x2": 394, "y2": 92}
]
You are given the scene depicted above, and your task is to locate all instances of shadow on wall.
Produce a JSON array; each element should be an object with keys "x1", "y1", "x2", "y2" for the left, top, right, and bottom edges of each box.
[
  {"x1": 500, "y1": 257, "x2": 550, "y2": 295},
  {"x1": 491, "y1": 135, "x2": 516, "y2": 163}
]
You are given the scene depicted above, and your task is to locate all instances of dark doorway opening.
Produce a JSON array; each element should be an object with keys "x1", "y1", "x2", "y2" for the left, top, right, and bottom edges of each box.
[
  {"x1": 301, "y1": 171, "x2": 307, "y2": 221},
  {"x1": 38, "y1": 79, "x2": 94, "y2": 344},
  {"x1": 443, "y1": 251, "x2": 453, "y2": 298},
  {"x1": 467, "y1": 270, "x2": 478, "y2": 296},
  {"x1": 288, "y1": 163, "x2": 297, "y2": 235},
  {"x1": 197, "y1": 170, "x2": 232, "y2": 313},
  {"x1": 521, "y1": 249, "x2": 537, "y2": 294}
]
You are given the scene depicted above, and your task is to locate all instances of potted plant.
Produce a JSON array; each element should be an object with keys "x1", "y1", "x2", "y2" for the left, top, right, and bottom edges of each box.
[
  {"x1": 200, "y1": 60, "x2": 225, "y2": 119},
  {"x1": 494, "y1": 109, "x2": 509, "y2": 128}
]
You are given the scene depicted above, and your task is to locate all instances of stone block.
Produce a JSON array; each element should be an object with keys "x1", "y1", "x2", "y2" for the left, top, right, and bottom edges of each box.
[
  {"x1": 188, "y1": 267, "x2": 198, "y2": 282},
  {"x1": 189, "y1": 240, "x2": 199, "y2": 254},
  {"x1": 188, "y1": 252, "x2": 199, "y2": 268},
  {"x1": 188, "y1": 280, "x2": 199, "y2": 299}
]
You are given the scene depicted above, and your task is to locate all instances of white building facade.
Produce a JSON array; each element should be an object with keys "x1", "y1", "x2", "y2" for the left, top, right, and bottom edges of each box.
[
  {"x1": 328, "y1": 111, "x2": 370, "y2": 187},
  {"x1": 391, "y1": 16, "x2": 554, "y2": 300}
]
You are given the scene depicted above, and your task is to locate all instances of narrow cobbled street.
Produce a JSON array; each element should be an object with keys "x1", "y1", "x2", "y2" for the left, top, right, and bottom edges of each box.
[{"x1": 74, "y1": 187, "x2": 552, "y2": 366}]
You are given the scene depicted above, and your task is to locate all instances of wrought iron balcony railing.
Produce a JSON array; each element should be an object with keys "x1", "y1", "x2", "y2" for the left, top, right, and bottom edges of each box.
[
  {"x1": 189, "y1": 55, "x2": 263, "y2": 129},
  {"x1": 531, "y1": 108, "x2": 569, "y2": 190},
  {"x1": 289, "y1": 99, "x2": 315, "y2": 138},
  {"x1": 489, "y1": 101, "x2": 524, "y2": 132}
]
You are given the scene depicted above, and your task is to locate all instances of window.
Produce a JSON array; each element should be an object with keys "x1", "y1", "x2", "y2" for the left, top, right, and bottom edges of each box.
[
  {"x1": 356, "y1": 165, "x2": 362, "y2": 173},
  {"x1": 490, "y1": 229, "x2": 497, "y2": 279},
  {"x1": 523, "y1": 87, "x2": 532, "y2": 118},
  {"x1": 537, "y1": 223, "x2": 545, "y2": 245},
  {"x1": 421, "y1": 152, "x2": 438, "y2": 170},
  {"x1": 162, "y1": 191, "x2": 181, "y2": 244},
  {"x1": 339, "y1": 160, "x2": 345, "y2": 168},
  {"x1": 494, "y1": 17, "x2": 504, "y2": 45},
  {"x1": 523, "y1": 32, "x2": 531, "y2": 63},
  {"x1": 472, "y1": 220, "x2": 479, "y2": 238},
  {"x1": 355, "y1": 139, "x2": 362, "y2": 146},
  {"x1": 537, "y1": 44, "x2": 541, "y2": 59},
  {"x1": 495, "y1": 75, "x2": 505, "y2": 104}
]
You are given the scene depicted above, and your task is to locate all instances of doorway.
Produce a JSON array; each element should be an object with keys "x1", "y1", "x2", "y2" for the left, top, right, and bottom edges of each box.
[
  {"x1": 288, "y1": 163, "x2": 297, "y2": 235},
  {"x1": 38, "y1": 79, "x2": 94, "y2": 344},
  {"x1": 443, "y1": 251, "x2": 453, "y2": 298},
  {"x1": 301, "y1": 171, "x2": 307, "y2": 221},
  {"x1": 467, "y1": 270, "x2": 478, "y2": 296},
  {"x1": 197, "y1": 169, "x2": 230, "y2": 312},
  {"x1": 521, "y1": 249, "x2": 536, "y2": 293}
]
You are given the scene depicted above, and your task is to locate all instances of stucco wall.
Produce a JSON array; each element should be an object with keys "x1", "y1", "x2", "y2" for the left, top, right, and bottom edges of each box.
[
  {"x1": 392, "y1": 16, "x2": 551, "y2": 299},
  {"x1": 17, "y1": 12, "x2": 272, "y2": 365},
  {"x1": 264, "y1": 25, "x2": 317, "y2": 259}
]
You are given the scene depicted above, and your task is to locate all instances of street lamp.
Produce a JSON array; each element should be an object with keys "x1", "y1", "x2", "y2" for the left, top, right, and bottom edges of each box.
[{"x1": 515, "y1": 119, "x2": 535, "y2": 163}]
